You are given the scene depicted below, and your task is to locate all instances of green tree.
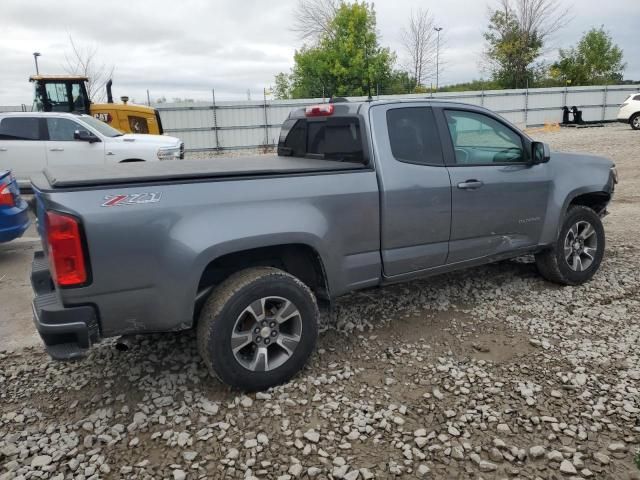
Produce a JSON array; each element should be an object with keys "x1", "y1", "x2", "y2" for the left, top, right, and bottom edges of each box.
[
  {"x1": 273, "y1": 73, "x2": 293, "y2": 100},
  {"x1": 482, "y1": 0, "x2": 570, "y2": 89},
  {"x1": 551, "y1": 27, "x2": 625, "y2": 85},
  {"x1": 278, "y1": 2, "x2": 397, "y2": 99}
]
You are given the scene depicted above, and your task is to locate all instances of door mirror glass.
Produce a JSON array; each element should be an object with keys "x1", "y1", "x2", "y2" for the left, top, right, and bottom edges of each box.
[
  {"x1": 532, "y1": 141, "x2": 550, "y2": 164},
  {"x1": 74, "y1": 130, "x2": 99, "y2": 143}
]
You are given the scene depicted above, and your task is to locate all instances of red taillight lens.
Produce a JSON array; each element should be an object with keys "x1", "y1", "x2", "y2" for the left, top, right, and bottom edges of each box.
[
  {"x1": 305, "y1": 104, "x2": 334, "y2": 117},
  {"x1": 0, "y1": 184, "x2": 14, "y2": 207},
  {"x1": 46, "y1": 211, "x2": 87, "y2": 286}
]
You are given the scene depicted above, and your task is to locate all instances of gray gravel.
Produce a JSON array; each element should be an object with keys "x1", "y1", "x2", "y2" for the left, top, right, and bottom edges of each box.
[{"x1": 1, "y1": 123, "x2": 639, "y2": 479}]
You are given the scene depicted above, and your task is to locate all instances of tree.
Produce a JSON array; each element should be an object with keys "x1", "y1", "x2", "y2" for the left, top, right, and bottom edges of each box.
[
  {"x1": 482, "y1": 0, "x2": 571, "y2": 88},
  {"x1": 273, "y1": 72, "x2": 293, "y2": 100},
  {"x1": 551, "y1": 27, "x2": 625, "y2": 85},
  {"x1": 64, "y1": 36, "x2": 114, "y2": 102},
  {"x1": 283, "y1": 2, "x2": 396, "y2": 99},
  {"x1": 292, "y1": 0, "x2": 339, "y2": 43},
  {"x1": 400, "y1": 8, "x2": 437, "y2": 91}
]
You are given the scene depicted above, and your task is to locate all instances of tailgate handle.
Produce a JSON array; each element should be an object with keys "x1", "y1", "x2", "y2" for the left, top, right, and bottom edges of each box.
[
  {"x1": 457, "y1": 179, "x2": 484, "y2": 190},
  {"x1": 49, "y1": 148, "x2": 64, "y2": 152}
]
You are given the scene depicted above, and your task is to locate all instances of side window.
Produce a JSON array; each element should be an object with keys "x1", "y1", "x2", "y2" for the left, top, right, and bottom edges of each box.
[
  {"x1": 70, "y1": 83, "x2": 87, "y2": 112},
  {"x1": 0, "y1": 117, "x2": 41, "y2": 140},
  {"x1": 47, "y1": 118, "x2": 89, "y2": 141},
  {"x1": 444, "y1": 110, "x2": 525, "y2": 165},
  {"x1": 386, "y1": 107, "x2": 443, "y2": 165},
  {"x1": 634, "y1": 94, "x2": 640, "y2": 101}
]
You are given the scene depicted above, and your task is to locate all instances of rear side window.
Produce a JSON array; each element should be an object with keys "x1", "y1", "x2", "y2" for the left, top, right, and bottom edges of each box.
[
  {"x1": 0, "y1": 117, "x2": 41, "y2": 140},
  {"x1": 386, "y1": 107, "x2": 443, "y2": 165},
  {"x1": 278, "y1": 117, "x2": 364, "y2": 162}
]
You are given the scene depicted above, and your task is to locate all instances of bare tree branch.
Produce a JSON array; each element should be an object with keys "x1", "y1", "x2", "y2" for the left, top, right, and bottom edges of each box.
[
  {"x1": 498, "y1": 0, "x2": 573, "y2": 50},
  {"x1": 64, "y1": 35, "x2": 114, "y2": 103},
  {"x1": 291, "y1": 0, "x2": 340, "y2": 43},
  {"x1": 400, "y1": 8, "x2": 437, "y2": 89}
]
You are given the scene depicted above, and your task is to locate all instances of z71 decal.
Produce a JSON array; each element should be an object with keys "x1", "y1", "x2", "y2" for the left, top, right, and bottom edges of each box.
[{"x1": 101, "y1": 193, "x2": 162, "y2": 207}]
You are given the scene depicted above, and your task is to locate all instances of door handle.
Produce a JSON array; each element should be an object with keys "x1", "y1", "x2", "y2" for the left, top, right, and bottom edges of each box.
[
  {"x1": 0, "y1": 147, "x2": 7, "y2": 152},
  {"x1": 49, "y1": 148, "x2": 64, "y2": 152},
  {"x1": 457, "y1": 180, "x2": 484, "y2": 190}
]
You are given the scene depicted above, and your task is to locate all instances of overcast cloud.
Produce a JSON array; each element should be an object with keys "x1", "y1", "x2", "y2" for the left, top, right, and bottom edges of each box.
[{"x1": 0, "y1": 0, "x2": 638, "y2": 105}]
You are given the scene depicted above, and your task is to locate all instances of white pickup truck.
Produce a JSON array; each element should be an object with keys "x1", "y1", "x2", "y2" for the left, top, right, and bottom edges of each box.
[{"x1": 0, "y1": 112, "x2": 183, "y2": 188}]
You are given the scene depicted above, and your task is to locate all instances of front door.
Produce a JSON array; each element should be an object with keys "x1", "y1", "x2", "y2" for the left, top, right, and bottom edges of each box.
[
  {"x1": 45, "y1": 117, "x2": 104, "y2": 167},
  {"x1": 440, "y1": 108, "x2": 551, "y2": 264},
  {"x1": 371, "y1": 104, "x2": 452, "y2": 277}
]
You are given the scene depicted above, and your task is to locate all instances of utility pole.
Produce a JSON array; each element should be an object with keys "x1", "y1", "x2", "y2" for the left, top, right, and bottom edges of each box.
[
  {"x1": 434, "y1": 27, "x2": 443, "y2": 92},
  {"x1": 33, "y1": 52, "x2": 41, "y2": 75}
]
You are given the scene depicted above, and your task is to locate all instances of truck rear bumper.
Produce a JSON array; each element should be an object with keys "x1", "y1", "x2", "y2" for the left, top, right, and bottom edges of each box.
[{"x1": 31, "y1": 251, "x2": 100, "y2": 360}]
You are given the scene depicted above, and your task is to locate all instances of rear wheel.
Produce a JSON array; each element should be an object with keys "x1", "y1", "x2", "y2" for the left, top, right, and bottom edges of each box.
[
  {"x1": 535, "y1": 205, "x2": 605, "y2": 285},
  {"x1": 197, "y1": 267, "x2": 319, "y2": 391},
  {"x1": 631, "y1": 113, "x2": 640, "y2": 130}
]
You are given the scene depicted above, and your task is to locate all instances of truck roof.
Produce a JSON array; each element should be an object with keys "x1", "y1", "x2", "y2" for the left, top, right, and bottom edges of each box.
[
  {"x1": 287, "y1": 98, "x2": 488, "y2": 118},
  {"x1": 33, "y1": 156, "x2": 367, "y2": 190},
  {"x1": 0, "y1": 111, "x2": 90, "y2": 119}
]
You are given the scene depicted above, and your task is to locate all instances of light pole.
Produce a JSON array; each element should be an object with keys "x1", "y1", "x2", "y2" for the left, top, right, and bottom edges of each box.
[
  {"x1": 434, "y1": 27, "x2": 443, "y2": 92},
  {"x1": 33, "y1": 52, "x2": 41, "y2": 75}
]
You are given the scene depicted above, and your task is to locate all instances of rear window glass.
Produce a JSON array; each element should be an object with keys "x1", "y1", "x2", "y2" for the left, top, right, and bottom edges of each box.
[
  {"x1": 278, "y1": 117, "x2": 364, "y2": 162},
  {"x1": 386, "y1": 107, "x2": 443, "y2": 165},
  {"x1": 0, "y1": 117, "x2": 41, "y2": 140}
]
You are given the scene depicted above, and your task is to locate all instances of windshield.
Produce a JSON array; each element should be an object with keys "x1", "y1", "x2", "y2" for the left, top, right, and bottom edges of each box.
[{"x1": 80, "y1": 115, "x2": 123, "y2": 137}]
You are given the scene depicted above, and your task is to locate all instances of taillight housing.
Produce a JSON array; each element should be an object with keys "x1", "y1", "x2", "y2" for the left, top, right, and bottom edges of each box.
[
  {"x1": 0, "y1": 183, "x2": 15, "y2": 207},
  {"x1": 305, "y1": 104, "x2": 334, "y2": 117},
  {"x1": 46, "y1": 211, "x2": 88, "y2": 287}
]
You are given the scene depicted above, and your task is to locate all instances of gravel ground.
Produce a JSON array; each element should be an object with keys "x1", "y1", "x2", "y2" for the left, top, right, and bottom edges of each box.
[{"x1": 1, "y1": 123, "x2": 639, "y2": 479}]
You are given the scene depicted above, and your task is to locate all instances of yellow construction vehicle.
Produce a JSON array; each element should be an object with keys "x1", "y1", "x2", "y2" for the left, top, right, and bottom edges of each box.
[{"x1": 30, "y1": 75, "x2": 163, "y2": 135}]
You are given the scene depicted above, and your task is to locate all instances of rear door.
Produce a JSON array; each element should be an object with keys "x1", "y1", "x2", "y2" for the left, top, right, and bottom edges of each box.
[
  {"x1": 0, "y1": 116, "x2": 47, "y2": 187},
  {"x1": 370, "y1": 104, "x2": 452, "y2": 277},
  {"x1": 439, "y1": 108, "x2": 551, "y2": 263},
  {"x1": 45, "y1": 117, "x2": 105, "y2": 167}
]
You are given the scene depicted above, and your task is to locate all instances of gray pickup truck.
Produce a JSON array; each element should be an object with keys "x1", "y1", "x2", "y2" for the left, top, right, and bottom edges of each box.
[{"x1": 30, "y1": 99, "x2": 617, "y2": 390}]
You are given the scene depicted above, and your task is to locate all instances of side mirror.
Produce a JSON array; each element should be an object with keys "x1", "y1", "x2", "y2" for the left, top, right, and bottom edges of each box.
[
  {"x1": 531, "y1": 141, "x2": 550, "y2": 164},
  {"x1": 74, "y1": 130, "x2": 99, "y2": 143}
]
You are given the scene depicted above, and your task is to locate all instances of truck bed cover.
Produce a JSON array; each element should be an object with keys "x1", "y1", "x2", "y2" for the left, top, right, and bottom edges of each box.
[{"x1": 36, "y1": 155, "x2": 366, "y2": 189}]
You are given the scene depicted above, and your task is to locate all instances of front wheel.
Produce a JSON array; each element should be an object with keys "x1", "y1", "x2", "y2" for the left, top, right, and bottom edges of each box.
[
  {"x1": 631, "y1": 113, "x2": 640, "y2": 130},
  {"x1": 535, "y1": 205, "x2": 605, "y2": 285},
  {"x1": 197, "y1": 267, "x2": 319, "y2": 391}
]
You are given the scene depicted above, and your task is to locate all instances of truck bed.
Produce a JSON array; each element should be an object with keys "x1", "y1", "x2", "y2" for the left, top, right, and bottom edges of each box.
[{"x1": 33, "y1": 155, "x2": 366, "y2": 190}]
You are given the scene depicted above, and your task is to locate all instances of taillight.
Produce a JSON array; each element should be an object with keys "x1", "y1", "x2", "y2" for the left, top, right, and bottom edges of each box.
[
  {"x1": 305, "y1": 104, "x2": 334, "y2": 117},
  {"x1": 46, "y1": 211, "x2": 87, "y2": 287},
  {"x1": 0, "y1": 183, "x2": 14, "y2": 207}
]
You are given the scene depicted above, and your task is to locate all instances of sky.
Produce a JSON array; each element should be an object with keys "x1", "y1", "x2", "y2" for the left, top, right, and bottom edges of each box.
[{"x1": 0, "y1": 0, "x2": 638, "y2": 105}]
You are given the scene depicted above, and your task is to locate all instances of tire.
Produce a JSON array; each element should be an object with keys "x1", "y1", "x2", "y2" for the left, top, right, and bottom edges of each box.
[
  {"x1": 197, "y1": 267, "x2": 319, "y2": 391},
  {"x1": 631, "y1": 113, "x2": 640, "y2": 130},
  {"x1": 535, "y1": 205, "x2": 605, "y2": 285}
]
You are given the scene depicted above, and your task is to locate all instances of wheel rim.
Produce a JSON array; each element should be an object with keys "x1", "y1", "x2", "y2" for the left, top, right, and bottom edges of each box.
[
  {"x1": 231, "y1": 296, "x2": 302, "y2": 372},
  {"x1": 633, "y1": 116, "x2": 640, "y2": 128},
  {"x1": 563, "y1": 220, "x2": 598, "y2": 272}
]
